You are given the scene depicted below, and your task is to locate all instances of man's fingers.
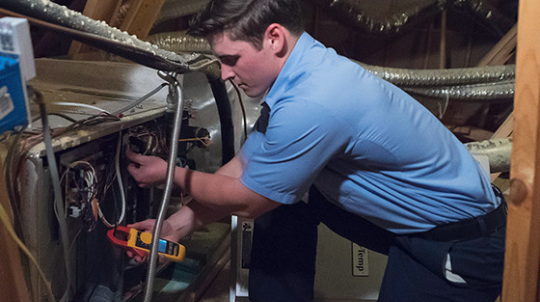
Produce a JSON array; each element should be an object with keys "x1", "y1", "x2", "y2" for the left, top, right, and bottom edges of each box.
[
  {"x1": 126, "y1": 163, "x2": 137, "y2": 176},
  {"x1": 126, "y1": 150, "x2": 145, "y2": 165},
  {"x1": 129, "y1": 219, "x2": 157, "y2": 232}
]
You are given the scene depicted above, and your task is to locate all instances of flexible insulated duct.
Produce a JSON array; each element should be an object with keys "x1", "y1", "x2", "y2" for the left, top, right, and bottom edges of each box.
[
  {"x1": 357, "y1": 63, "x2": 515, "y2": 87},
  {"x1": 309, "y1": 0, "x2": 515, "y2": 36},
  {"x1": 465, "y1": 138, "x2": 512, "y2": 173},
  {"x1": 310, "y1": 0, "x2": 444, "y2": 35},
  {"x1": 403, "y1": 80, "x2": 514, "y2": 100},
  {"x1": 0, "y1": 0, "x2": 202, "y2": 73},
  {"x1": 154, "y1": 0, "x2": 209, "y2": 28},
  {"x1": 152, "y1": 0, "x2": 515, "y2": 36},
  {"x1": 453, "y1": 0, "x2": 516, "y2": 36},
  {"x1": 149, "y1": 32, "x2": 213, "y2": 54},
  {"x1": 149, "y1": 32, "x2": 515, "y2": 101}
]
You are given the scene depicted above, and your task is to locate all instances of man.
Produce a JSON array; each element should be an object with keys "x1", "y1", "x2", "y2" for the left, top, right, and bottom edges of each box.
[{"x1": 126, "y1": 0, "x2": 506, "y2": 301}]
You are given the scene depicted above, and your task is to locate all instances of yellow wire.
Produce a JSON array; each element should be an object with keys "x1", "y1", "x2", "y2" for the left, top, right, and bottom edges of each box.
[
  {"x1": 178, "y1": 136, "x2": 211, "y2": 147},
  {"x1": 0, "y1": 202, "x2": 56, "y2": 302}
]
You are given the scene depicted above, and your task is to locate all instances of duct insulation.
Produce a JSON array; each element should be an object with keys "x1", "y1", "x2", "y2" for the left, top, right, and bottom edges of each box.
[
  {"x1": 0, "y1": 0, "x2": 205, "y2": 73},
  {"x1": 152, "y1": 0, "x2": 515, "y2": 36},
  {"x1": 465, "y1": 138, "x2": 512, "y2": 173},
  {"x1": 149, "y1": 31, "x2": 514, "y2": 101},
  {"x1": 308, "y1": 0, "x2": 515, "y2": 36}
]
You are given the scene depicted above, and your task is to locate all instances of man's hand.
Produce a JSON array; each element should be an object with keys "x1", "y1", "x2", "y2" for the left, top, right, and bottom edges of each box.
[
  {"x1": 126, "y1": 150, "x2": 168, "y2": 188},
  {"x1": 129, "y1": 219, "x2": 179, "y2": 242},
  {"x1": 126, "y1": 219, "x2": 179, "y2": 263}
]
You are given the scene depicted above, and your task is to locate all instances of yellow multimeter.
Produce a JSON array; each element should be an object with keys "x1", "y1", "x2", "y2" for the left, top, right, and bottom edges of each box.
[{"x1": 107, "y1": 226, "x2": 185, "y2": 262}]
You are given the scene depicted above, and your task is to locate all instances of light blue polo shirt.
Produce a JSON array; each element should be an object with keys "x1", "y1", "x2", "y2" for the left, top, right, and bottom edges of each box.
[{"x1": 240, "y1": 32, "x2": 499, "y2": 234}]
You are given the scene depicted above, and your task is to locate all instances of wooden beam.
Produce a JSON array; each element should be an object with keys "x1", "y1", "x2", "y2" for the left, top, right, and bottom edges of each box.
[
  {"x1": 69, "y1": 0, "x2": 123, "y2": 57},
  {"x1": 491, "y1": 112, "x2": 514, "y2": 139},
  {"x1": 477, "y1": 24, "x2": 517, "y2": 67},
  {"x1": 501, "y1": 0, "x2": 540, "y2": 300},
  {"x1": 120, "y1": 0, "x2": 168, "y2": 40},
  {"x1": 439, "y1": 10, "x2": 447, "y2": 69}
]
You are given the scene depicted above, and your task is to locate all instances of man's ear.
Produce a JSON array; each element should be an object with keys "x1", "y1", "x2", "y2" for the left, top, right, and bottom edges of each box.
[{"x1": 264, "y1": 23, "x2": 288, "y2": 57}]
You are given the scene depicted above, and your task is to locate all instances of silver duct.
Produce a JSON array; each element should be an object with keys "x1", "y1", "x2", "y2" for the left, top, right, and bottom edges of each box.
[
  {"x1": 359, "y1": 63, "x2": 514, "y2": 102},
  {"x1": 148, "y1": 32, "x2": 515, "y2": 101},
  {"x1": 309, "y1": 0, "x2": 515, "y2": 36},
  {"x1": 454, "y1": 0, "x2": 516, "y2": 36},
  {"x1": 403, "y1": 80, "x2": 514, "y2": 100},
  {"x1": 311, "y1": 0, "x2": 443, "y2": 34},
  {"x1": 149, "y1": 31, "x2": 213, "y2": 54},
  {"x1": 0, "y1": 0, "x2": 203, "y2": 73},
  {"x1": 465, "y1": 138, "x2": 512, "y2": 173},
  {"x1": 152, "y1": 0, "x2": 515, "y2": 36},
  {"x1": 154, "y1": 0, "x2": 209, "y2": 28},
  {"x1": 356, "y1": 63, "x2": 515, "y2": 87},
  {"x1": 152, "y1": 0, "x2": 514, "y2": 36}
]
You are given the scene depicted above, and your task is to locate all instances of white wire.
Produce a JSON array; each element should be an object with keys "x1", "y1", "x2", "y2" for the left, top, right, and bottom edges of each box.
[
  {"x1": 60, "y1": 161, "x2": 97, "y2": 209},
  {"x1": 114, "y1": 132, "x2": 126, "y2": 225},
  {"x1": 97, "y1": 133, "x2": 126, "y2": 228},
  {"x1": 51, "y1": 102, "x2": 111, "y2": 114}
]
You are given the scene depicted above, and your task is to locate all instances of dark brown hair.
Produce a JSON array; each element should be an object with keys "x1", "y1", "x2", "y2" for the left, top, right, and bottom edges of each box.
[{"x1": 188, "y1": 0, "x2": 304, "y2": 50}]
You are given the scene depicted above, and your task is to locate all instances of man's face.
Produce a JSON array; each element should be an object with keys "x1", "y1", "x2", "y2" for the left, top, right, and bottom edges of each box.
[{"x1": 210, "y1": 32, "x2": 279, "y2": 98}]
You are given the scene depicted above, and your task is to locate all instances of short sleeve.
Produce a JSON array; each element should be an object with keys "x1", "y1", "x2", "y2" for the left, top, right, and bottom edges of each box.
[{"x1": 240, "y1": 99, "x2": 348, "y2": 204}]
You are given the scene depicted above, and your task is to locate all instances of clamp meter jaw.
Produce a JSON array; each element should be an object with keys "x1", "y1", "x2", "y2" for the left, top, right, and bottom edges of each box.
[{"x1": 107, "y1": 226, "x2": 185, "y2": 262}]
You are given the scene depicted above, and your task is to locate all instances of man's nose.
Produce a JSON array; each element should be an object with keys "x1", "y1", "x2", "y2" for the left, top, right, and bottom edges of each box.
[{"x1": 221, "y1": 64, "x2": 235, "y2": 81}]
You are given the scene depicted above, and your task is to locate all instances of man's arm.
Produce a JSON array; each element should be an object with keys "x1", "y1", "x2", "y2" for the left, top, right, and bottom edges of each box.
[
  {"x1": 127, "y1": 152, "x2": 279, "y2": 246},
  {"x1": 126, "y1": 151, "x2": 279, "y2": 219}
]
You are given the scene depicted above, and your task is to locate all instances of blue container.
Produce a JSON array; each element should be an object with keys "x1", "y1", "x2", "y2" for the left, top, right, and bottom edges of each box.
[{"x1": 0, "y1": 54, "x2": 28, "y2": 134}]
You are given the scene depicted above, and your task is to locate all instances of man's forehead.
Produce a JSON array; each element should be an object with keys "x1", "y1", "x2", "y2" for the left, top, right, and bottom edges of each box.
[{"x1": 209, "y1": 32, "x2": 249, "y2": 56}]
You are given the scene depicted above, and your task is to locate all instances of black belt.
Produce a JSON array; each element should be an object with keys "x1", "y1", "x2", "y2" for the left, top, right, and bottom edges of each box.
[{"x1": 415, "y1": 186, "x2": 507, "y2": 242}]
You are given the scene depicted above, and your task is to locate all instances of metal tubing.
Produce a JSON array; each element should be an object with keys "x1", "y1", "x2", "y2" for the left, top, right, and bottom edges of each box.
[{"x1": 143, "y1": 74, "x2": 184, "y2": 302}]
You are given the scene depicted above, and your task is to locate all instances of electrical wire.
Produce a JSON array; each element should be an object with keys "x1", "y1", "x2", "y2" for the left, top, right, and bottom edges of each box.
[
  {"x1": 114, "y1": 131, "x2": 126, "y2": 225},
  {"x1": 0, "y1": 201, "x2": 55, "y2": 302},
  {"x1": 178, "y1": 135, "x2": 211, "y2": 147},
  {"x1": 32, "y1": 112, "x2": 78, "y2": 124},
  {"x1": 112, "y1": 83, "x2": 168, "y2": 117},
  {"x1": 0, "y1": 130, "x2": 14, "y2": 143},
  {"x1": 60, "y1": 160, "x2": 98, "y2": 231},
  {"x1": 97, "y1": 133, "x2": 126, "y2": 228},
  {"x1": 3, "y1": 126, "x2": 27, "y2": 242},
  {"x1": 229, "y1": 79, "x2": 248, "y2": 140},
  {"x1": 1, "y1": 125, "x2": 41, "y2": 301},
  {"x1": 50, "y1": 101, "x2": 111, "y2": 115},
  {"x1": 63, "y1": 112, "x2": 120, "y2": 130},
  {"x1": 37, "y1": 90, "x2": 73, "y2": 302}
]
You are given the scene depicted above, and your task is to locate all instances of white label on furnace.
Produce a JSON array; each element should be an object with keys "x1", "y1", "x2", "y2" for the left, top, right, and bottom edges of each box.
[{"x1": 352, "y1": 243, "x2": 369, "y2": 276}]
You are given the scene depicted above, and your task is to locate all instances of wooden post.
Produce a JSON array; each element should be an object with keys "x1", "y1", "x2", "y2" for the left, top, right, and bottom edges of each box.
[{"x1": 501, "y1": 0, "x2": 540, "y2": 300}]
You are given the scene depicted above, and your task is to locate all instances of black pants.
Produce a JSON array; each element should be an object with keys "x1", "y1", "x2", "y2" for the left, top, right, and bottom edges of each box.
[{"x1": 248, "y1": 186, "x2": 505, "y2": 302}]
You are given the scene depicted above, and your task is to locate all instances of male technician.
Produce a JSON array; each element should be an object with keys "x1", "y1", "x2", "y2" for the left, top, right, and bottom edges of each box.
[{"x1": 126, "y1": 0, "x2": 506, "y2": 301}]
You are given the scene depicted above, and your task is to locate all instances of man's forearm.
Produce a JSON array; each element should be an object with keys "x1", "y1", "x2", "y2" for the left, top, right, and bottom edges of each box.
[
  {"x1": 172, "y1": 166, "x2": 279, "y2": 219},
  {"x1": 166, "y1": 199, "x2": 230, "y2": 240}
]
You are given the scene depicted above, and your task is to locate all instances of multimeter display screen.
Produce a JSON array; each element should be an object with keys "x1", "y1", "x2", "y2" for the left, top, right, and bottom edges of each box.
[
  {"x1": 132, "y1": 230, "x2": 181, "y2": 259},
  {"x1": 158, "y1": 239, "x2": 167, "y2": 253}
]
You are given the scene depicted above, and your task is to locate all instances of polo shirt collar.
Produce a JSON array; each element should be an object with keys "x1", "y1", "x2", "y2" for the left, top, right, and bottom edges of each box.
[{"x1": 263, "y1": 32, "x2": 315, "y2": 110}]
